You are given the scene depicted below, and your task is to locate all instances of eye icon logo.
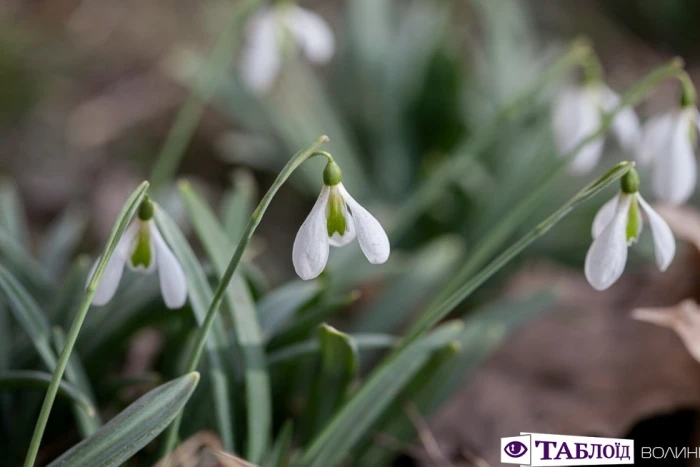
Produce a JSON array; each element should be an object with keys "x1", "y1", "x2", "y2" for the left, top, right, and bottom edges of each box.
[{"x1": 504, "y1": 441, "x2": 528, "y2": 458}]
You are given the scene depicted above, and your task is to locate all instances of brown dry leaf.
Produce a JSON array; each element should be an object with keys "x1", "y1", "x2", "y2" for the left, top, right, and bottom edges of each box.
[
  {"x1": 633, "y1": 300, "x2": 700, "y2": 363},
  {"x1": 154, "y1": 432, "x2": 258, "y2": 467},
  {"x1": 417, "y1": 248, "x2": 700, "y2": 466}
]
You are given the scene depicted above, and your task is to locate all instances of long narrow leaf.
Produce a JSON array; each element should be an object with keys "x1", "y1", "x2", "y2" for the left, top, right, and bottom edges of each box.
[
  {"x1": 154, "y1": 207, "x2": 236, "y2": 451},
  {"x1": 0, "y1": 371, "x2": 95, "y2": 418},
  {"x1": 298, "y1": 322, "x2": 463, "y2": 467},
  {"x1": 179, "y1": 181, "x2": 271, "y2": 460},
  {"x1": 48, "y1": 373, "x2": 200, "y2": 467}
]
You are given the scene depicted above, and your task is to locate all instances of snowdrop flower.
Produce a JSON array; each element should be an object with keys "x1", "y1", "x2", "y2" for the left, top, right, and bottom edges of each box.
[
  {"x1": 638, "y1": 102, "x2": 700, "y2": 204},
  {"x1": 293, "y1": 160, "x2": 390, "y2": 280},
  {"x1": 240, "y1": 4, "x2": 335, "y2": 93},
  {"x1": 585, "y1": 168, "x2": 675, "y2": 291},
  {"x1": 89, "y1": 197, "x2": 188, "y2": 309},
  {"x1": 552, "y1": 82, "x2": 640, "y2": 174}
]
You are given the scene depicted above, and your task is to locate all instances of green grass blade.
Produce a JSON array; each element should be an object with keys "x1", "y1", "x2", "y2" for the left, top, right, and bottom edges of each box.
[
  {"x1": 0, "y1": 263, "x2": 56, "y2": 367},
  {"x1": 354, "y1": 342, "x2": 461, "y2": 466},
  {"x1": 154, "y1": 207, "x2": 236, "y2": 451},
  {"x1": 259, "y1": 280, "x2": 322, "y2": 339},
  {"x1": 0, "y1": 228, "x2": 54, "y2": 294},
  {"x1": 39, "y1": 207, "x2": 88, "y2": 277},
  {"x1": 304, "y1": 325, "x2": 358, "y2": 442},
  {"x1": 267, "y1": 334, "x2": 396, "y2": 367},
  {"x1": 47, "y1": 372, "x2": 199, "y2": 467},
  {"x1": 221, "y1": 169, "x2": 257, "y2": 243},
  {"x1": 52, "y1": 327, "x2": 102, "y2": 436},
  {"x1": 263, "y1": 421, "x2": 294, "y2": 467},
  {"x1": 0, "y1": 177, "x2": 30, "y2": 248},
  {"x1": 50, "y1": 256, "x2": 91, "y2": 330},
  {"x1": 298, "y1": 322, "x2": 463, "y2": 467},
  {"x1": 0, "y1": 371, "x2": 95, "y2": 417},
  {"x1": 178, "y1": 181, "x2": 271, "y2": 460}
]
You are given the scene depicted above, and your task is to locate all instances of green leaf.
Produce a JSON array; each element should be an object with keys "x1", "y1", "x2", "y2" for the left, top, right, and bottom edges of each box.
[
  {"x1": 354, "y1": 342, "x2": 461, "y2": 466},
  {"x1": 269, "y1": 292, "x2": 359, "y2": 349},
  {"x1": 351, "y1": 236, "x2": 463, "y2": 334},
  {"x1": 259, "y1": 280, "x2": 322, "y2": 339},
  {"x1": 304, "y1": 325, "x2": 358, "y2": 442},
  {"x1": 263, "y1": 421, "x2": 294, "y2": 467},
  {"x1": 47, "y1": 372, "x2": 200, "y2": 467},
  {"x1": 267, "y1": 334, "x2": 396, "y2": 367},
  {"x1": 0, "y1": 177, "x2": 29, "y2": 248},
  {"x1": 0, "y1": 263, "x2": 56, "y2": 367},
  {"x1": 178, "y1": 181, "x2": 271, "y2": 460},
  {"x1": 0, "y1": 228, "x2": 53, "y2": 294},
  {"x1": 39, "y1": 207, "x2": 88, "y2": 277},
  {"x1": 52, "y1": 327, "x2": 102, "y2": 436},
  {"x1": 298, "y1": 321, "x2": 463, "y2": 467},
  {"x1": 154, "y1": 207, "x2": 236, "y2": 451},
  {"x1": 0, "y1": 371, "x2": 95, "y2": 419},
  {"x1": 221, "y1": 169, "x2": 257, "y2": 243},
  {"x1": 50, "y1": 256, "x2": 91, "y2": 330}
]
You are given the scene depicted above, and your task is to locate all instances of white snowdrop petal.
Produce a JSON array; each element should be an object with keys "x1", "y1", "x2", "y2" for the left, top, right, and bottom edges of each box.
[
  {"x1": 149, "y1": 222, "x2": 188, "y2": 309},
  {"x1": 89, "y1": 224, "x2": 138, "y2": 306},
  {"x1": 240, "y1": 10, "x2": 282, "y2": 93},
  {"x1": 638, "y1": 112, "x2": 676, "y2": 166},
  {"x1": 591, "y1": 194, "x2": 619, "y2": 239},
  {"x1": 652, "y1": 112, "x2": 697, "y2": 204},
  {"x1": 338, "y1": 184, "x2": 390, "y2": 264},
  {"x1": 637, "y1": 194, "x2": 676, "y2": 272},
  {"x1": 328, "y1": 210, "x2": 356, "y2": 247},
  {"x1": 287, "y1": 6, "x2": 335, "y2": 63},
  {"x1": 552, "y1": 86, "x2": 586, "y2": 154},
  {"x1": 293, "y1": 186, "x2": 331, "y2": 280},
  {"x1": 585, "y1": 194, "x2": 631, "y2": 291},
  {"x1": 602, "y1": 86, "x2": 640, "y2": 153}
]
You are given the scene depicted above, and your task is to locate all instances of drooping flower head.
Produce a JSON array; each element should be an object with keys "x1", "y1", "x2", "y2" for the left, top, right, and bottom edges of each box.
[
  {"x1": 585, "y1": 167, "x2": 675, "y2": 291},
  {"x1": 293, "y1": 159, "x2": 390, "y2": 280},
  {"x1": 90, "y1": 197, "x2": 188, "y2": 309},
  {"x1": 552, "y1": 66, "x2": 640, "y2": 174},
  {"x1": 637, "y1": 82, "x2": 700, "y2": 204},
  {"x1": 240, "y1": 3, "x2": 335, "y2": 93}
]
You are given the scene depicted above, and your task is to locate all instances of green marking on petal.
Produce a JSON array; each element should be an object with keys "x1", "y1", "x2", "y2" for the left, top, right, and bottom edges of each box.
[
  {"x1": 327, "y1": 191, "x2": 347, "y2": 237},
  {"x1": 626, "y1": 196, "x2": 641, "y2": 244},
  {"x1": 130, "y1": 225, "x2": 152, "y2": 269}
]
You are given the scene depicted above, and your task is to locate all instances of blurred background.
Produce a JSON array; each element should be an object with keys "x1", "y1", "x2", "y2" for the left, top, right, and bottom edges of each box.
[{"x1": 3, "y1": 0, "x2": 700, "y2": 466}]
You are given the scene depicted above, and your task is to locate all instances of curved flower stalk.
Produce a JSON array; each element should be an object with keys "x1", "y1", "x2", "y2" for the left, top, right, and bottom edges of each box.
[
  {"x1": 585, "y1": 168, "x2": 675, "y2": 291},
  {"x1": 637, "y1": 79, "x2": 700, "y2": 204},
  {"x1": 293, "y1": 160, "x2": 390, "y2": 280},
  {"x1": 240, "y1": 3, "x2": 335, "y2": 93},
  {"x1": 89, "y1": 197, "x2": 187, "y2": 309},
  {"x1": 553, "y1": 82, "x2": 640, "y2": 174}
]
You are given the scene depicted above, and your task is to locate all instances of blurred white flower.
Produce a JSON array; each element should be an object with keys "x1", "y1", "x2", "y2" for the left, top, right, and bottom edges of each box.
[
  {"x1": 552, "y1": 83, "x2": 640, "y2": 174},
  {"x1": 585, "y1": 191, "x2": 674, "y2": 291},
  {"x1": 293, "y1": 182, "x2": 389, "y2": 281},
  {"x1": 633, "y1": 300, "x2": 700, "y2": 363},
  {"x1": 240, "y1": 4, "x2": 335, "y2": 93},
  {"x1": 638, "y1": 107, "x2": 700, "y2": 204},
  {"x1": 89, "y1": 209, "x2": 187, "y2": 309}
]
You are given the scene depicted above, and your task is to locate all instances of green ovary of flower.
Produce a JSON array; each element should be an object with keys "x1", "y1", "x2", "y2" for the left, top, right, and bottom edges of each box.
[
  {"x1": 131, "y1": 226, "x2": 152, "y2": 268},
  {"x1": 626, "y1": 197, "x2": 640, "y2": 244},
  {"x1": 326, "y1": 193, "x2": 347, "y2": 237}
]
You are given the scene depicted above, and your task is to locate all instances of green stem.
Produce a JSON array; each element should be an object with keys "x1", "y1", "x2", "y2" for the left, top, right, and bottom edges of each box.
[
  {"x1": 23, "y1": 182, "x2": 149, "y2": 467},
  {"x1": 387, "y1": 38, "x2": 592, "y2": 240},
  {"x1": 161, "y1": 135, "x2": 330, "y2": 454},
  {"x1": 399, "y1": 161, "x2": 634, "y2": 349},
  {"x1": 430, "y1": 58, "x2": 684, "y2": 306},
  {"x1": 149, "y1": 0, "x2": 262, "y2": 189}
]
